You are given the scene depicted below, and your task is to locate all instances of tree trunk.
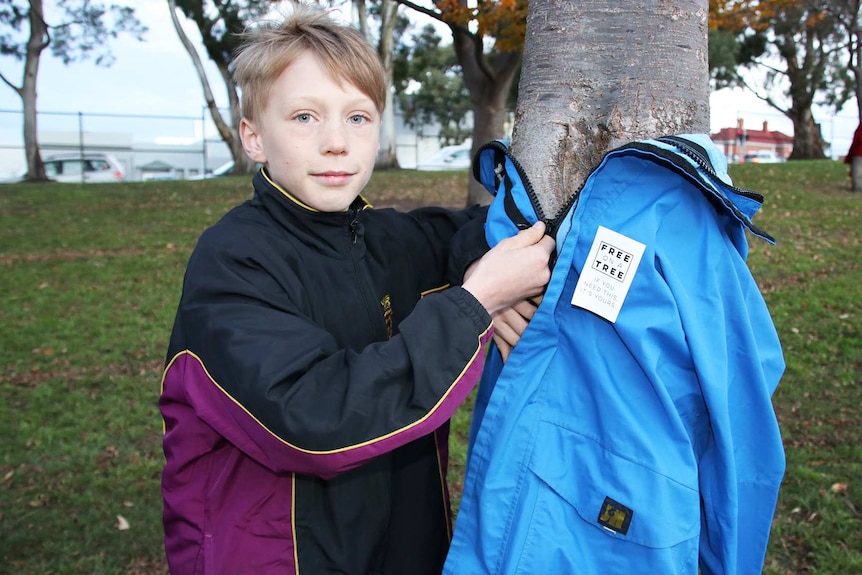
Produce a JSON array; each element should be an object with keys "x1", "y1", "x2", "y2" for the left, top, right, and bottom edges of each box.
[
  {"x1": 843, "y1": 0, "x2": 862, "y2": 120},
  {"x1": 451, "y1": 27, "x2": 521, "y2": 205},
  {"x1": 788, "y1": 108, "x2": 827, "y2": 159},
  {"x1": 377, "y1": 88, "x2": 400, "y2": 169},
  {"x1": 215, "y1": 60, "x2": 256, "y2": 174},
  {"x1": 22, "y1": 0, "x2": 49, "y2": 182},
  {"x1": 512, "y1": 0, "x2": 710, "y2": 217},
  {"x1": 168, "y1": 0, "x2": 254, "y2": 175},
  {"x1": 773, "y1": 24, "x2": 828, "y2": 161},
  {"x1": 374, "y1": 0, "x2": 401, "y2": 169}
]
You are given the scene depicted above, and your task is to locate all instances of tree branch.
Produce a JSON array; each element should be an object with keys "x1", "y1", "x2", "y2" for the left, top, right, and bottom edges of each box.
[
  {"x1": 393, "y1": 0, "x2": 444, "y2": 23},
  {"x1": 167, "y1": 0, "x2": 232, "y2": 141},
  {"x1": 0, "y1": 70, "x2": 22, "y2": 95}
]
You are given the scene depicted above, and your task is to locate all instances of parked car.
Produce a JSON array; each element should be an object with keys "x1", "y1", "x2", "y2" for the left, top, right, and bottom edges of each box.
[
  {"x1": 43, "y1": 152, "x2": 126, "y2": 183},
  {"x1": 415, "y1": 143, "x2": 472, "y2": 171},
  {"x1": 190, "y1": 160, "x2": 235, "y2": 180},
  {"x1": 743, "y1": 150, "x2": 785, "y2": 164},
  {"x1": 2, "y1": 152, "x2": 126, "y2": 183}
]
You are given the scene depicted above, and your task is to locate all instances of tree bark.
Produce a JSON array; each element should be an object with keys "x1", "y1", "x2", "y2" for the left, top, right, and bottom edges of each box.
[
  {"x1": 789, "y1": 107, "x2": 828, "y2": 159},
  {"x1": 512, "y1": 0, "x2": 710, "y2": 217},
  {"x1": 22, "y1": 0, "x2": 49, "y2": 182}
]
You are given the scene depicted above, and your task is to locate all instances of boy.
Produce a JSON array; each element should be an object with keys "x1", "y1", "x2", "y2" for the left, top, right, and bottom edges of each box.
[{"x1": 159, "y1": 4, "x2": 554, "y2": 574}]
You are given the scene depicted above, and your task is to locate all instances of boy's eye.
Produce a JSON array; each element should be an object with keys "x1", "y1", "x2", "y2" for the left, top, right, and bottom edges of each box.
[
  {"x1": 348, "y1": 114, "x2": 369, "y2": 125},
  {"x1": 295, "y1": 113, "x2": 312, "y2": 123}
]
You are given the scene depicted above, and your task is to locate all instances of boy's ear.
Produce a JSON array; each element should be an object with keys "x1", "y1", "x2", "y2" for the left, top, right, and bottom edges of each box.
[{"x1": 240, "y1": 118, "x2": 267, "y2": 164}]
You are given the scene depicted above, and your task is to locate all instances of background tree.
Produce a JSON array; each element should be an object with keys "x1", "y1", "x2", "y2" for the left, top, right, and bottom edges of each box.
[
  {"x1": 826, "y1": 0, "x2": 862, "y2": 120},
  {"x1": 512, "y1": 0, "x2": 709, "y2": 216},
  {"x1": 168, "y1": 0, "x2": 272, "y2": 176},
  {"x1": 0, "y1": 0, "x2": 146, "y2": 182},
  {"x1": 394, "y1": 0, "x2": 526, "y2": 204},
  {"x1": 710, "y1": 0, "x2": 848, "y2": 159},
  {"x1": 353, "y1": 0, "x2": 406, "y2": 169},
  {"x1": 394, "y1": 23, "x2": 472, "y2": 146}
]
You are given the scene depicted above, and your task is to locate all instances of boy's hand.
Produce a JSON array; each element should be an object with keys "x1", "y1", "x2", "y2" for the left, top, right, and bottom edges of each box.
[
  {"x1": 492, "y1": 296, "x2": 543, "y2": 362},
  {"x1": 462, "y1": 221, "x2": 555, "y2": 316}
]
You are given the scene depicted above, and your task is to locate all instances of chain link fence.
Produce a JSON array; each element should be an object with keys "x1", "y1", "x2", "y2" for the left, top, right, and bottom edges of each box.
[
  {"x1": 0, "y1": 105, "x2": 856, "y2": 182},
  {"x1": 0, "y1": 107, "x2": 456, "y2": 182}
]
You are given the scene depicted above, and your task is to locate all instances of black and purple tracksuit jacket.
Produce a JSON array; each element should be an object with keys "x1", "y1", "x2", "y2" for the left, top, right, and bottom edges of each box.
[{"x1": 160, "y1": 168, "x2": 491, "y2": 574}]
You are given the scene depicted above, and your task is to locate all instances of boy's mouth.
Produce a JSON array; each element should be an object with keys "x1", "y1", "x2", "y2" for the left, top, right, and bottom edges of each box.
[{"x1": 313, "y1": 171, "x2": 354, "y2": 186}]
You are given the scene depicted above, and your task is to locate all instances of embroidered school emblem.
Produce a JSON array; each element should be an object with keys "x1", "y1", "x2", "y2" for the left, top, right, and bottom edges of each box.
[
  {"x1": 597, "y1": 496, "x2": 633, "y2": 535},
  {"x1": 381, "y1": 295, "x2": 393, "y2": 339}
]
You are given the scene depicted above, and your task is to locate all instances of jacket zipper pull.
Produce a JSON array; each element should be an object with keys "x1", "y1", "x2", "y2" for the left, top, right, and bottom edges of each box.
[{"x1": 349, "y1": 214, "x2": 359, "y2": 245}]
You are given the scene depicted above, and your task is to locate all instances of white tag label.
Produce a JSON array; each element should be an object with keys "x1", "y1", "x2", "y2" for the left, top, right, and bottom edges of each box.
[{"x1": 570, "y1": 226, "x2": 645, "y2": 323}]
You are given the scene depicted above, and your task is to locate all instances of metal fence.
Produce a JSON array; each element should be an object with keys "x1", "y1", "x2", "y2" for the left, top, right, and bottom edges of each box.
[
  {"x1": 0, "y1": 105, "x2": 857, "y2": 181},
  {"x1": 0, "y1": 107, "x2": 454, "y2": 182},
  {"x1": 0, "y1": 107, "x2": 233, "y2": 181}
]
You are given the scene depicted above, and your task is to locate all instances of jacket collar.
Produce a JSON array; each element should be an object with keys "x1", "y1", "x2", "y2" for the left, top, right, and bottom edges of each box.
[{"x1": 251, "y1": 167, "x2": 371, "y2": 257}]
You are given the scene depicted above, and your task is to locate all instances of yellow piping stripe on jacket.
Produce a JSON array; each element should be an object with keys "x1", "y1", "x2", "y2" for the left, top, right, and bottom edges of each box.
[
  {"x1": 292, "y1": 473, "x2": 300, "y2": 575},
  {"x1": 162, "y1": 323, "x2": 490, "y2": 455},
  {"x1": 433, "y1": 431, "x2": 453, "y2": 541},
  {"x1": 261, "y1": 167, "x2": 372, "y2": 212},
  {"x1": 421, "y1": 284, "x2": 450, "y2": 297}
]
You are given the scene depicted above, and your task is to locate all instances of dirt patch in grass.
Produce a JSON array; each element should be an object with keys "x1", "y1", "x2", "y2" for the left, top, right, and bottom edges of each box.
[
  {"x1": 2, "y1": 359, "x2": 164, "y2": 388},
  {"x1": 0, "y1": 247, "x2": 161, "y2": 265}
]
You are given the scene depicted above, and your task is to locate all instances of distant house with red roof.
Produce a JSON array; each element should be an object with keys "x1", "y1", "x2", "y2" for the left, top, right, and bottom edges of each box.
[{"x1": 711, "y1": 119, "x2": 794, "y2": 162}]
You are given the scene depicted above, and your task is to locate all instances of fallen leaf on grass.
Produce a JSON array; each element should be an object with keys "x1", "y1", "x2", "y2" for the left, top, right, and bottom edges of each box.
[
  {"x1": 831, "y1": 482, "x2": 848, "y2": 494},
  {"x1": 117, "y1": 515, "x2": 130, "y2": 531}
]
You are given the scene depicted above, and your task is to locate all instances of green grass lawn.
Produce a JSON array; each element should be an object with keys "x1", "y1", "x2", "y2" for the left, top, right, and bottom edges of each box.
[{"x1": 1, "y1": 162, "x2": 859, "y2": 574}]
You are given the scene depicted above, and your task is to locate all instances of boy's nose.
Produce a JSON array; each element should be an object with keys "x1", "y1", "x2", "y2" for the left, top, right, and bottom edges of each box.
[{"x1": 320, "y1": 121, "x2": 348, "y2": 155}]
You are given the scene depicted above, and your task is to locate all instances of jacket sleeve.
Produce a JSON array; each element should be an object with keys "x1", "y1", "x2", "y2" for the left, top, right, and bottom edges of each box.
[
  {"x1": 399, "y1": 203, "x2": 489, "y2": 287},
  {"x1": 160, "y1": 221, "x2": 493, "y2": 481},
  {"x1": 652, "y1": 196, "x2": 785, "y2": 574}
]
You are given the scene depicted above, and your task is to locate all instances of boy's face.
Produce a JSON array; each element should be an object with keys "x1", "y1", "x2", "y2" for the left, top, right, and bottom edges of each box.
[{"x1": 240, "y1": 51, "x2": 380, "y2": 212}]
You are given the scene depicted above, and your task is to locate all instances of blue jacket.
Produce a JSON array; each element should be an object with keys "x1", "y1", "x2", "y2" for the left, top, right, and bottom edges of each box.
[{"x1": 444, "y1": 135, "x2": 785, "y2": 575}]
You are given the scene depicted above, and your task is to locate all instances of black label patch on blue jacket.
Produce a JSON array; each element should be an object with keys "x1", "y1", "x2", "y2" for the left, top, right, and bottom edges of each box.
[{"x1": 597, "y1": 496, "x2": 633, "y2": 535}]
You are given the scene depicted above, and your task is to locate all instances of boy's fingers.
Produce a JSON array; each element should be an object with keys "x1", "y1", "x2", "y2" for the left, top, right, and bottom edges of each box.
[
  {"x1": 537, "y1": 235, "x2": 556, "y2": 254},
  {"x1": 506, "y1": 221, "x2": 547, "y2": 247}
]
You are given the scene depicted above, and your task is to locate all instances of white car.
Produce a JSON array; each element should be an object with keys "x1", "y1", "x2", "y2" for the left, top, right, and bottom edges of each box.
[
  {"x1": 743, "y1": 150, "x2": 785, "y2": 164},
  {"x1": 190, "y1": 160, "x2": 235, "y2": 180},
  {"x1": 3, "y1": 152, "x2": 126, "y2": 183},
  {"x1": 42, "y1": 152, "x2": 126, "y2": 183},
  {"x1": 415, "y1": 144, "x2": 472, "y2": 171}
]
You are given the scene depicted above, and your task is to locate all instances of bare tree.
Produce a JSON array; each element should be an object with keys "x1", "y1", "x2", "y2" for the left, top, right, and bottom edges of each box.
[
  {"x1": 0, "y1": 0, "x2": 146, "y2": 182},
  {"x1": 512, "y1": 0, "x2": 710, "y2": 216}
]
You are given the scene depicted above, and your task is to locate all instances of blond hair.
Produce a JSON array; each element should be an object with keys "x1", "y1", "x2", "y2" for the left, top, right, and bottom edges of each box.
[{"x1": 232, "y1": 4, "x2": 386, "y2": 123}]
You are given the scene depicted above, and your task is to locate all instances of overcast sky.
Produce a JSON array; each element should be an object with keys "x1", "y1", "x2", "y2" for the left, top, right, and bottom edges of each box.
[{"x1": 0, "y1": 0, "x2": 856, "y2": 172}]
